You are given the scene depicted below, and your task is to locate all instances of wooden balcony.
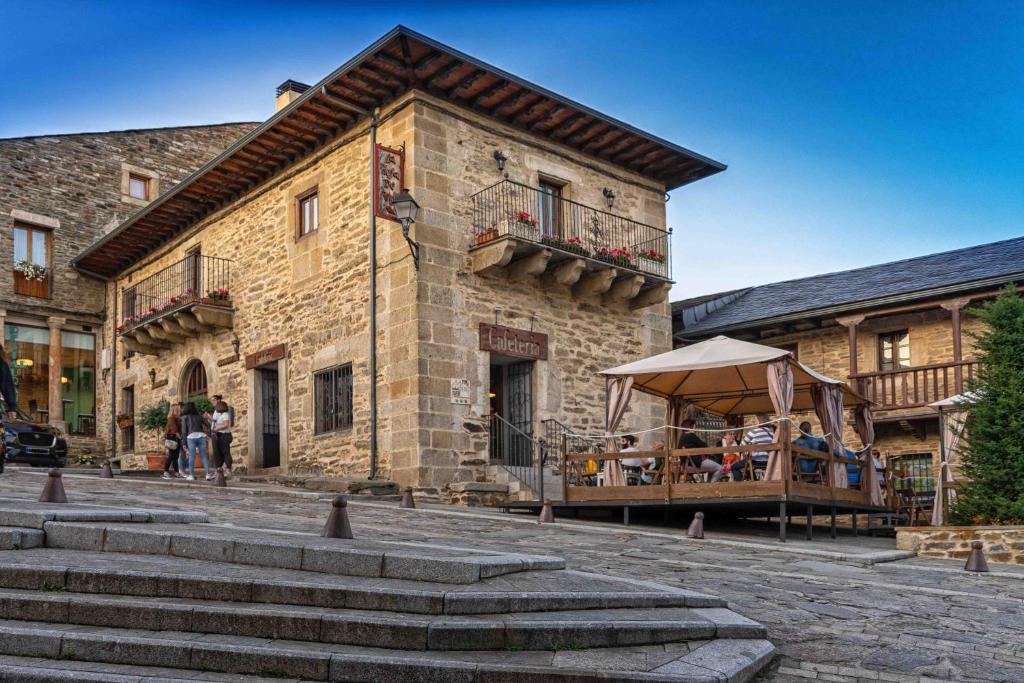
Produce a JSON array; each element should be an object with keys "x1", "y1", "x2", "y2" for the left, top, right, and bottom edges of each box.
[
  {"x1": 469, "y1": 180, "x2": 671, "y2": 309},
  {"x1": 117, "y1": 254, "x2": 234, "y2": 355},
  {"x1": 850, "y1": 360, "x2": 978, "y2": 411}
]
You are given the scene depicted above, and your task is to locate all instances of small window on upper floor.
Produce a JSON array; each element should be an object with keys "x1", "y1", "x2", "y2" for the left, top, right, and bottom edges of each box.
[
  {"x1": 128, "y1": 174, "x2": 150, "y2": 201},
  {"x1": 878, "y1": 330, "x2": 911, "y2": 371},
  {"x1": 297, "y1": 187, "x2": 319, "y2": 239}
]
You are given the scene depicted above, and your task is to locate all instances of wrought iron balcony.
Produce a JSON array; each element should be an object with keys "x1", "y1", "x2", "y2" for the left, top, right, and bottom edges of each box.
[
  {"x1": 469, "y1": 180, "x2": 672, "y2": 308},
  {"x1": 850, "y1": 360, "x2": 978, "y2": 411},
  {"x1": 117, "y1": 254, "x2": 233, "y2": 355}
]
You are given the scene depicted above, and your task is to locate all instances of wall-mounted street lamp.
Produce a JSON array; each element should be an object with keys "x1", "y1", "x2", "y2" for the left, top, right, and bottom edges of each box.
[
  {"x1": 493, "y1": 150, "x2": 508, "y2": 173},
  {"x1": 603, "y1": 187, "x2": 616, "y2": 209},
  {"x1": 392, "y1": 189, "x2": 421, "y2": 270},
  {"x1": 231, "y1": 336, "x2": 241, "y2": 357},
  {"x1": 148, "y1": 368, "x2": 157, "y2": 388}
]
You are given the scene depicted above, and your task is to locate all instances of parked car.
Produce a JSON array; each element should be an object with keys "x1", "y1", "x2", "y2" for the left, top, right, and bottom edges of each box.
[{"x1": 2, "y1": 417, "x2": 68, "y2": 469}]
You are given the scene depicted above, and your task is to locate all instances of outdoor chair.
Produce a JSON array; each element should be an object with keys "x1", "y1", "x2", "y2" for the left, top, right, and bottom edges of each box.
[{"x1": 895, "y1": 481, "x2": 926, "y2": 526}]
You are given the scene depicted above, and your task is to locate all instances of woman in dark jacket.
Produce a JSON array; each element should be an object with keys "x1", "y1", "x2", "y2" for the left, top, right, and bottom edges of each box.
[
  {"x1": 676, "y1": 419, "x2": 724, "y2": 482},
  {"x1": 179, "y1": 402, "x2": 212, "y2": 481},
  {"x1": 0, "y1": 345, "x2": 19, "y2": 419}
]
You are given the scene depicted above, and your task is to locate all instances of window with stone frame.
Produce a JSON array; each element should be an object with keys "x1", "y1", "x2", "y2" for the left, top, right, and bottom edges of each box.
[
  {"x1": 313, "y1": 363, "x2": 352, "y2": 434},
  {"x1": 12, "y1": 224, "x2": 51, "y2": 298},
  {"x1": 296, "y1": 187, "x2": 319, "y2": 239},
  {"x1": 128, "y1": 174, "x2": 150, "y2": 201}
]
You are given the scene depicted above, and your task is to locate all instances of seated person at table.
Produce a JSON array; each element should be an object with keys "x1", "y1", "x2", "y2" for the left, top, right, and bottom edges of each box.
[
  {"x1": 677, "y1": 419, "x2": 724, "y2": 482},
  {"x1": 719, "y1": 431, "x2": 741, "y2": 481},
  {"x1": 619, "y1": 435, "x2": 647, "y2": 485},
  {"x1": 641, "y1": 439, "x2": 666, "y2": 484},
  {"x1": 843, "y1": 448, "x2": 863, "y2": 486},
  {"x1": 724, "y1": 415, "x2": 775, "y2": 481},
  {"x1": 793, "y1": 421, "x2": 829, "y2": 475}
]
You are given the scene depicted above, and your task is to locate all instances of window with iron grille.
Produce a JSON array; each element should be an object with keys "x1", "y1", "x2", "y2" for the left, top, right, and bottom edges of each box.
[{"x1": 314, "y1": 364, "x2": 352, "y2": 434}]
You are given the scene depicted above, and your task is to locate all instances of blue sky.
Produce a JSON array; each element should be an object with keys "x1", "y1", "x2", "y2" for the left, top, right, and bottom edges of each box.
[{"x1": 1, "y1": 1, "x2": 1021, "y2": 300}]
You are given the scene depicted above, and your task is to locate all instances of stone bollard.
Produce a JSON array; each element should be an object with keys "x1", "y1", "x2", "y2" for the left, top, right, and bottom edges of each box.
[
  {"x1": 399, "y1": 487, "x2": 415, "y2": 509},
  {"x1": 39, "y1": 469, "x2": 68, "y2": 504},
  {"x1": 538, "y1": 499, "x2": 555, "y2": 524},
  {"x1": 964, "y1": 540, "x2": 989, "y2": 573},
  {"x1": 213, "y1": 469, "x2": 227, "y2": 488},
  {"x1": 686, "y1": 511, "x2": 705, "y2": 539},
  {"x1": 99, "y1": 462, "x2": 114, "y2": 479},
  {"x1": 322, "y1": 495, "x2": 353, "y2": 539}
]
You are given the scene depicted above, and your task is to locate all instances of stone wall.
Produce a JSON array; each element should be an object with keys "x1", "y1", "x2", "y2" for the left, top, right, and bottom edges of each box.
[
  {"x1": 897, "y1": 526, "x2": 1024, "y2": 565},
  {"x1": 0, "y1": 123, "x2": 255, "y2": 456},
  {"x1": 104, "y1": 91, "x2": 674, "y2": 494},
  {"x1": 399, "y1": 94, "x2": 671, "y2": 491}
]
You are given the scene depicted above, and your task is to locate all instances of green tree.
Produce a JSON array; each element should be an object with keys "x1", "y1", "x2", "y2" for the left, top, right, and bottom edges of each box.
[{"x1": 949, "y1": 285, "x2": 1024, "y2": 525}]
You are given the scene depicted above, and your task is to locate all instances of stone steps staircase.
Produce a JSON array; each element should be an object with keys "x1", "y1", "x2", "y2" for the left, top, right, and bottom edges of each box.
[
  {"x1": 0, "y1": 499, "x2": 774, "y2": 682},
  {"x1": 487, "y1": 464, "x2": 564, "y2": 502}
]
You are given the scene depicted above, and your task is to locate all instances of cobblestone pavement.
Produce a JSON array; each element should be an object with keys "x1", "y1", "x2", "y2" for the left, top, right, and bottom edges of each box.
[{"x1": 2, "y1": 469, "x2": 1022, "y2": 683}]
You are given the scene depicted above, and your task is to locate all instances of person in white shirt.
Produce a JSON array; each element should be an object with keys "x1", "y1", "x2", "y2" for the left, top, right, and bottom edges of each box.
[{"x1": 211, "y1": 400, "x2": 233, "y2": 477}]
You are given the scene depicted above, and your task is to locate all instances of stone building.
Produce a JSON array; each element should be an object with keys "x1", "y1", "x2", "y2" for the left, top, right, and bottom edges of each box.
[
  {"x1": 0, "y1": 122, "x2": 256, "y2": 455},
  {"x1": 71, "y1": 27, "x2": 725, "y2": 496},
  {"x1": 672, "y1": 236, "x2": 1024, "y2": 497}
]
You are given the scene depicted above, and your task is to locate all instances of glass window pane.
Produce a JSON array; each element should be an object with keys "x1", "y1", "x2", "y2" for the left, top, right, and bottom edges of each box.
[
  {"x1": 312, "y1": 195, "x2": 318, "y2": 231},
  {"x1": 13, "y1": 228, "x2": 27, "y2": 261},
  {"x1": 4, "y1": 323, "x2": 50, "y2": 419},
  {"x1": 31, "y1": 231, "x2": 47, "y2": 266},
  {"x1": 61, "y1": 331, "x2": 96, "y2": 434},
  {"x1": 129, "y1": 176, "x2": 147, "y2": 199}
]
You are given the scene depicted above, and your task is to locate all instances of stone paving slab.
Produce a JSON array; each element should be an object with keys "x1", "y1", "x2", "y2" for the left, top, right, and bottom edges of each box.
[
  {"x1": 0, "y1": 655, "x2": 306, "y2": 682},
  {"x1": 0, "y1": 619, "x2": 773, "y2": 682},
  {"x1": 0, "y1": 499, "x2": 208, "y2": 529}
]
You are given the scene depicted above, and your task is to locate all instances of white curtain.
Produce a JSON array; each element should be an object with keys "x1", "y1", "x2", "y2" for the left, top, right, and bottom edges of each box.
[
  {"x1": 931, "y1": 407, "x2": 966, "y2": 526},
  {"x1": 812, "y1": 384, "x2": 848, "y2": 488}
]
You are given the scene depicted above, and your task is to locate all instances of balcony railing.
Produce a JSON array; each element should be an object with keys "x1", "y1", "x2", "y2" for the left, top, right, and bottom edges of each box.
[
  {"x1": 850, "y1": 360, "x2": 978, "y2": 411},
  {"x1": 471, "y1": 180, "x2": 670, "y2": 279},
  {"x1": 119, "y1": 254, "x2": 232, "y2": 334}
]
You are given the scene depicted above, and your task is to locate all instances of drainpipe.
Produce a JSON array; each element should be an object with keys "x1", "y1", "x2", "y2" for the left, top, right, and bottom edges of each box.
[
  {"x1": 368, "y1": 108, "x2": 380, "y2": 480},
  {"x1": 109, "y1": 282, "x2": 118, "y2": 458}
]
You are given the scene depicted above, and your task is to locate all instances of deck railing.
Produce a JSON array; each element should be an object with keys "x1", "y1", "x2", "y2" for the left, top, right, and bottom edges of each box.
[
  {"x1": 119, "y1": 254, "x2": 231, "y2": 332},
  {"x1": 850, "y1": 360, "x2": 978, "y2": 410},
  {"x1": 470, "y1": 179, "x2": 670, "y2": 279}
]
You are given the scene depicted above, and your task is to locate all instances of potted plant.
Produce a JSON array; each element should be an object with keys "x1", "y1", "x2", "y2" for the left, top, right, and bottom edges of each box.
[
  {"x1": 474, "y1": 224, "x2": 500, "y2": 245},
  {"x1": 508, "y1": 211, "x2": 539, "y2": 239},
  {"x1": 636, "y1": 248, "x2": 666, "y2": 271},
  {"x1": 204, "y1": 288, "x2": 231, "y2": 305},
  {"x1": 596, "y1": 247, "x2": 632, "y2": 268},
  {"x1": 14, "y1": 259, "x2": 46, "y2": 281},
  {"x1": 139, "y1": 402, "x2": 169, "y2": 432},
  {"x1": 116, "y1": 412, "x2": 133, "y2": 429},
  {"x1": 561, "y1": 236, "x2": 590, "y2": 257}
]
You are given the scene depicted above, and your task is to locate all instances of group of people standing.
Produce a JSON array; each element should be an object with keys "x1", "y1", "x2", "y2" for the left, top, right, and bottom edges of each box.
[{"x1": 161, "y1": 394, "x2": 233, "y2": 481}]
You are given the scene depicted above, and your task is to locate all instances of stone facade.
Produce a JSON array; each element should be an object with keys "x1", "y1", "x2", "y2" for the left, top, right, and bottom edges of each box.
[
  {"x1": 103, "y1": 92, "x2": 674, "y2": 494},
  {"x1": 897, "y1": 526, "x2": 1024, "y2": 565},
  {"x1": 0, "y1": 123, "x2": 255, "y2": 455}
]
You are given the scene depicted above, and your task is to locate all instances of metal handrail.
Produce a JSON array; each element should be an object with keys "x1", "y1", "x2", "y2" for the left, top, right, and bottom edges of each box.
[
  {"x1": 119, "y1": 254, "x2": 232, "y2": 331},
  {"x1": 489, "y1": 413, "x2": 547, "y2": 501},
  {"x1": 470, "y1": 179, "x2": 671, "y2": 279}
]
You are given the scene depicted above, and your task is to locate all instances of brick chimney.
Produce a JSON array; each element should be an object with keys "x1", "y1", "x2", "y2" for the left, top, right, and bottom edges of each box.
[{"x1": 276, "y1": 80, "x2": 310, "y2": 111}]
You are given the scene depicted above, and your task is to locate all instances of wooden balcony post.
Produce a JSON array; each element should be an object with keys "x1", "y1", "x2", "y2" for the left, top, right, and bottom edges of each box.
[
  {"x1": 836, "y1": 314, "x2": 866, "y2": 381},
  {"x1": 941, "y1": 298, "x2": 970, "y2": 393}
]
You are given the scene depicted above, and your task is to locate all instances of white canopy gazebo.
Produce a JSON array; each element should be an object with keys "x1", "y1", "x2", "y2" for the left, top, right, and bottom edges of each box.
[{"x1": 559, "y1": 337, "x2": 887, "y2": 539}]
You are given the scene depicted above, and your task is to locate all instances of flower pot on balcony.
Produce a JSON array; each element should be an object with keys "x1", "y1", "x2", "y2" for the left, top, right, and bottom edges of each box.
[
  {"x1": 116, "y1": 417, "x2": 134, "y2": 429},
  {"x1": 200, "y1": 297, "x2": 232, "y2": 307},
  {"x1": 635, "y1": 255, "x2": 665, "y2": 273},
  {"x1": 474, "y1": 228, "x2": 499, "y2": 245}
]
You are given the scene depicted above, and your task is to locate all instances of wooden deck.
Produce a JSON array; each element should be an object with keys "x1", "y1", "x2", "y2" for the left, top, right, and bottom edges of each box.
[{"x1": 503, "y1": 440, "x2": 890, "y2": 541}]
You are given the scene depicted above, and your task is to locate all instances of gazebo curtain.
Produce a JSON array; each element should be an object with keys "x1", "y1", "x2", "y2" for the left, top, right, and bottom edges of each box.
[
  {"x1": 931, "y1": 408, "x2": 966, "y2": 526},
  {"x1": 764, "y1": 359, "x2": 793, "y2": 480},
  {"x1": 854, "y1": 404, "x2": 883, "y2": 506},
  {"x1": 603, "y1": 376, "x2": 632, "y2": 487},
  {"x1": 812, "y1": 384, "x2": 848, "y2": 488}
]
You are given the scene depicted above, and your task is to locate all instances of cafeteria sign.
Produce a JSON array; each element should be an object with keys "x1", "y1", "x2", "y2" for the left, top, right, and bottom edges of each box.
[
  {"x1": 373, "y1": 143, "x2": 404, "y2": 223},
  {"x1": 479, "y1": 323, "x2": 548, "y2": 361}
]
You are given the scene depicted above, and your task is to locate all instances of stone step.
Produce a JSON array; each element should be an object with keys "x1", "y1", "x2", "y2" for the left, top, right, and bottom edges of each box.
[
  {"x1": 0, "y1": 587, "x2": 764, "y2": 651},
  {"x1": 0, "y1": 654, "x2": 305, "y2": 682},
  {"x1": 0, "y1": 548, "x2": 724, "y2": 615},
  {"x1": 0, "y1": 619, "x2": 775, "y2": 682},
  {"x1": 39, "y1": 521, "x2": 565, "y2": 584},
  {"x1": 0, "y1": 500, "x2": 208, "y2": 529},
  {"x1": 0, "y1": 527, "x2": 43, "y2": 550}
]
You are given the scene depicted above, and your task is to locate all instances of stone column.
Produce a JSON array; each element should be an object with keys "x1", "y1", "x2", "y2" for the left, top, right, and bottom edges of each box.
[{"x1": 47, "y1": 316, "x2": 66, "y2": 430}]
